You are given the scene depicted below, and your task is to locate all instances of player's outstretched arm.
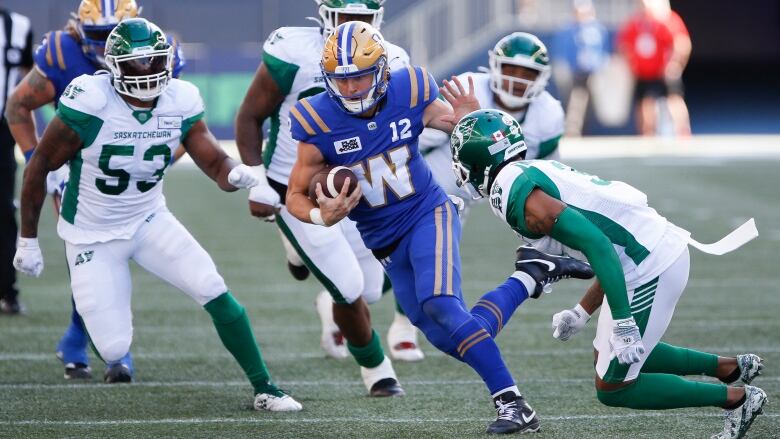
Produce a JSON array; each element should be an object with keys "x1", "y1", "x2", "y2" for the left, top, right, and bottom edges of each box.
[
  {"x1": 286, "y1": 142, "x2": 361, "y2": 227},
  {"x1": 423, "y1": 75, "x2": 479, "y2": 134},
  {"x1": 183, "y1": 119, "x2": 257, "y2": 192},
  {"x1": 235, "y1": 64, "x2": 285, "y2": 220},
  {"x1": 5, "y1": 68, "x2": 56, "y2": 157}
]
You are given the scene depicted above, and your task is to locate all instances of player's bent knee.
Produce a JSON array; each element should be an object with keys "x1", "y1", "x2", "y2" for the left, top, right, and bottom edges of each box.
[
  {"x1": 421, "y1": 296, "x2": 470, "y2": 333},
  {"x1": 595, "y1": 381, "x2": 636, "y2": 408},
  {"x1": 361, "y1": 284, "x2": 383, "y2": 305}
]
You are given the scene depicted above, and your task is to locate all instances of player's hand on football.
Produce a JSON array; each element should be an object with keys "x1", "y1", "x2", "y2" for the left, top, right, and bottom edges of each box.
[
  {"x1": 227, "y1": 164, "x2": 260, "y2": 189},
  {"x1": 14, "y1": 237, "x2": 44, "y2": 278},
  {"x1": 609, "y1": 317, "x2": 646, "y2": 365},
  {"x1": 315, "y1": 177, "x2": 362, "y2": 226},
  {"x1": 439, "y1": 75, "x2": 479, "y2": 125},
  {"x1": 551, "y1": 304, "x2": 590, "y2": 341}
]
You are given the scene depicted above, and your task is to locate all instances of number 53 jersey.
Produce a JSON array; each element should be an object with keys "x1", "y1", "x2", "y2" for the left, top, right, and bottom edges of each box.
[
  {"x1": 55, "y1": 72, "x2": 204, "y2": 245},
  {"x1": 289, "y1": 66, "x2": 448, "y2": 250}
]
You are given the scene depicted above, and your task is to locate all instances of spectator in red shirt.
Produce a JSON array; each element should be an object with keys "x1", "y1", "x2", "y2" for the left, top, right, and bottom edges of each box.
[{"x1": 618, "y1": 0, "x2": 691, "y2": 137}]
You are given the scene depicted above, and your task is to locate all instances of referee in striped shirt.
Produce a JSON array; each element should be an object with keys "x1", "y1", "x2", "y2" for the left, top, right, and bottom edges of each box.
[{"x1": 0, "y1": 8, "x2": 32, "y2": 314}]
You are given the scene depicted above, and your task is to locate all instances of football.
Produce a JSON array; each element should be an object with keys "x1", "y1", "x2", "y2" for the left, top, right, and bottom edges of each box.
[{"x1": 308, "y1": 165, "x2": 359, "y2": 203}]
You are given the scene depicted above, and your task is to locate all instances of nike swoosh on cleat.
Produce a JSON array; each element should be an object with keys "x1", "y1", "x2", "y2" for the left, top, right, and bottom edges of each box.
[
  {"x1": 522, "y1": 411, "x2": 536, "y2": 424},
  {"x1": 517, "y1": 259, "x2": 556, "y2": 272}
]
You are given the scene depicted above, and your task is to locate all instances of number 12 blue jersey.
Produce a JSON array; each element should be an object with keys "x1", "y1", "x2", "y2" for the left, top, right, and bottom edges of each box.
[{"x1": 290, "y1": 65, "x2": 448, "y2": 249}]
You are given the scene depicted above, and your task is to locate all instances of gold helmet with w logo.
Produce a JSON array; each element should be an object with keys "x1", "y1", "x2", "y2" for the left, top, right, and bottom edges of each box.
[
  {"x1": 321, "y1": 21, "x2": 389, "y2": 114},
  {"x1": 75, "y1": 0, "x2": 140, "y2": 66}
]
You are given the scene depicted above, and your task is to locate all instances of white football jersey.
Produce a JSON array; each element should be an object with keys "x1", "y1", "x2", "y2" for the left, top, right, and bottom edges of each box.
[
  {"x1": 489, "y1": 160, "x2": 689, "y2": 289},
  {"x1": 261, "y1": 26, "x2": 410, "y2": 185},
  {"x1": 418, "y1": 72, "x2": 564, "y2": 160},
  {"x1": 56, "y1": 73, "x2": 204, "y2": 244}
]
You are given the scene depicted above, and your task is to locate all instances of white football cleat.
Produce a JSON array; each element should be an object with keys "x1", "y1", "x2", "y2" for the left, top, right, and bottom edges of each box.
[
  {"x1": 387, "y1": 312, "x2": 424, "y2": 362},
  {"x1": 315, "y1": 290, "x2": 348, "y2": 359},
  {"x1": 254, "y1": 392, "x2": 303, "y2": 412},
  {"x1": 711, "y1": 385, "x2": 767, "y2": 439}
]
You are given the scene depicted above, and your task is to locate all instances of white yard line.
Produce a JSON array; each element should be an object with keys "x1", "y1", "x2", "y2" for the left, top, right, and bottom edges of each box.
[
  {"x1": 3, "y1": 345, "x2": 780, "y2": 362},
  {"x1": 3, "y1": 413, "x2": 778, "y2": 427},
  {"x1": 2, "y1": 376, "x2": 779, "y2": 391}
]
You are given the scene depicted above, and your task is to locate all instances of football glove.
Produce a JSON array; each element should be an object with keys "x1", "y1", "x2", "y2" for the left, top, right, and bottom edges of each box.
[
  {"x1": 448, "y1": 194, "x2": 465, "y2": 216},
  {"x1": 245, "y1": 165, "x2": 280, "y2": 222},
  {"x1": 609, "y1": 316, "x2": 646, "y2": 365},
  {"x1": 14, "y1": 237, "x2": 43, "y2": 278},
  {"x1": 227, "y1": 164, "x2": 260, "y2": 189},
  {"x1": 46, "y1": 165, "x2": 69, "y2": 197},
  {"x1": 551, "y1": 304, "x2": 590, "y2": 341}
]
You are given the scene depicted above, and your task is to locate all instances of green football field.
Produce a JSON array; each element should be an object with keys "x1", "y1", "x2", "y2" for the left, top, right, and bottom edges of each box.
[{"x1": 2, "y1": 157, "x2": 778, "y2": 438}]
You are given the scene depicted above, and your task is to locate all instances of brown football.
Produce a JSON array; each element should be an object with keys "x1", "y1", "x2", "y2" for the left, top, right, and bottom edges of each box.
[{"x1": 308, "y1": 166, "x2": 359, "y2": 203}]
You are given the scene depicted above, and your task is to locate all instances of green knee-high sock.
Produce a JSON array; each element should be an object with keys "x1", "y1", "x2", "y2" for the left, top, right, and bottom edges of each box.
[
  {"x1": 204, "y1": 292, "x2": 278, "y2": 395},
  {"x1": 597, "y1": 373, "x2": 728, "y2": 410},
  {"x1": 642, "y1": 342, "x2": 719, "y2": 376},
  {"x1": 347, "y1": 329, "x2": 385, "y2": 368}
]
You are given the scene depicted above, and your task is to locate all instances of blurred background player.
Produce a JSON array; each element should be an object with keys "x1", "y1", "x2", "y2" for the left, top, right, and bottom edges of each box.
[
  {"x1": 4, "y1": 0, "x2": 185, "y2": 382},
  {"x1": 235, "y1": 0, "x2": 415, "y2": 397},
  {"x1": 450, "y1": 109, "x2": 766, "y2": 439},
  {"x1": 14, "y1": 17, "x2": 301, "y2": 413},
  {"x1": 419, "y1": 32, "x2": 564, "y2": 216},
  {"x1": 618, "y1": 0, "x2": 691, "y2": 137},
  {"x1": 0, "y1": 8, "x2": 33, "y2": 315},
  {"x1": 552, "y1": 0, "x2": 609, "y2": 137}
]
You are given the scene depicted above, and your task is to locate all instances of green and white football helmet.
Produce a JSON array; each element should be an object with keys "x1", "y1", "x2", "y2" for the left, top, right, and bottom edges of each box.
[
  {"x1": 104, "y1": 18, "x2": 173, "y2": 101},
  {"x1": 317, "y1": 0, "x2": 384, "y2": 38},
  {"x1": 450, "y1": 109, "x2": 527, "y2": 198},
  {"x1": 488, "y1": 32, "x2": 551, "y2": 108}
]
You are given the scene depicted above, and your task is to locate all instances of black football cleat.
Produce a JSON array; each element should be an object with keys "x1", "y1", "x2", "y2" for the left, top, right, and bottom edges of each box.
[
  {"x1": 64, "y1": 362, "x2": 93, "y2": 380},
  {"x1": 487, "y1": 391, "x2": 540, "y2": 434},
  {"x1": 515, "y1": 247, "x2": 594, "y2": 298},
  {"x1": 0, "y1": 298, "x2": 26, "y2": 315},
  {"x1": 369, "y1": 378, "x2": 405, "y2": 397},
  {"x1": 287, "y1": 261, "x2": 310, "y2": 281},
  {"x1": 104, "y1": 363, "x2": 133, "y2": 384}
]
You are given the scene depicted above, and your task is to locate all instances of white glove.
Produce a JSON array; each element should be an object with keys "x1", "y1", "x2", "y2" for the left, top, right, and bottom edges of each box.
[
  {"x1": 552, "y1": 304, "x2": 590, "y2": 341},
  {"x1": 448, "y1": 194, "x2": 465, "y2": 215},
  {"x1": 227, "y1": 164, "x2": 260, "y2": 189},
  {"x1": 14, "y1": 237, "x2": 44, "y2": 278},
  {"x1": 609, "y1": 316, "x2": 646, "y2": 365},
  {"x1": 46, "y1": 165, "x2": 69, "y2": 196},
  {"x1": 245, "y1": 165, "x2": 280, "y2": 222}
]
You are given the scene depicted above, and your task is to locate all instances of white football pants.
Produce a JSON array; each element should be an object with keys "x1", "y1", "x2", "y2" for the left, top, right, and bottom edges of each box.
[
  {"x1": 66, "y1": 210, "x2": 228, "y2": 362},
  {"x1": 594, "y1": 246, "x2": 690, "y2": 383},
  {"x1": 276, "y1": 206, "x2": 383, "y2": 305}
]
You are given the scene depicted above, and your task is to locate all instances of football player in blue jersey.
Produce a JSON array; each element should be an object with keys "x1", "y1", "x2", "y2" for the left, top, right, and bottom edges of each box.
[
  {"x1": 286, "y1": 21, "x2": 594, "y2": 434},
  {"x1": 4, "y1": 0, "x2": 185, "y2": 383}
]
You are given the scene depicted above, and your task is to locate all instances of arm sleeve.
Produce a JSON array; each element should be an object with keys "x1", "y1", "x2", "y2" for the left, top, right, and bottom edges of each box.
[
  {"x1": 288, "y1": 101, "x2": 314, "y2": 143},
  {"x1": 421, "y1": 67, "x2": 439, "y2": 106},
  {"x1": 549, "y1": 207, "x2": 631, "y2": 320}
]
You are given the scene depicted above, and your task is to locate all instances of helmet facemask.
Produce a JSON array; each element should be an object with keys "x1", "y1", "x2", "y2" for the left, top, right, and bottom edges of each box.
[
  {"x1": 318, "y1": 0, "x2": 384, "y2": 38},
  {"x1": 489, "y1": 53, "x2": 550, "y2": 108},
  {"x1": 323, "y1": 56, "x2": 388, "y2": 114},
  {"x1": 106, "y1": 47, "x2": 173, "y2": 101}
]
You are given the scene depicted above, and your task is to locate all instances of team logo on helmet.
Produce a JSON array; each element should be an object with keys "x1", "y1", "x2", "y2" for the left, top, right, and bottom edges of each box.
[
  {"x1": 75, "y1": 0, "x2": 140, "y2": 66},
  {"x1": 321, "y1": 21, "x2": 389, "y2": 114}
]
